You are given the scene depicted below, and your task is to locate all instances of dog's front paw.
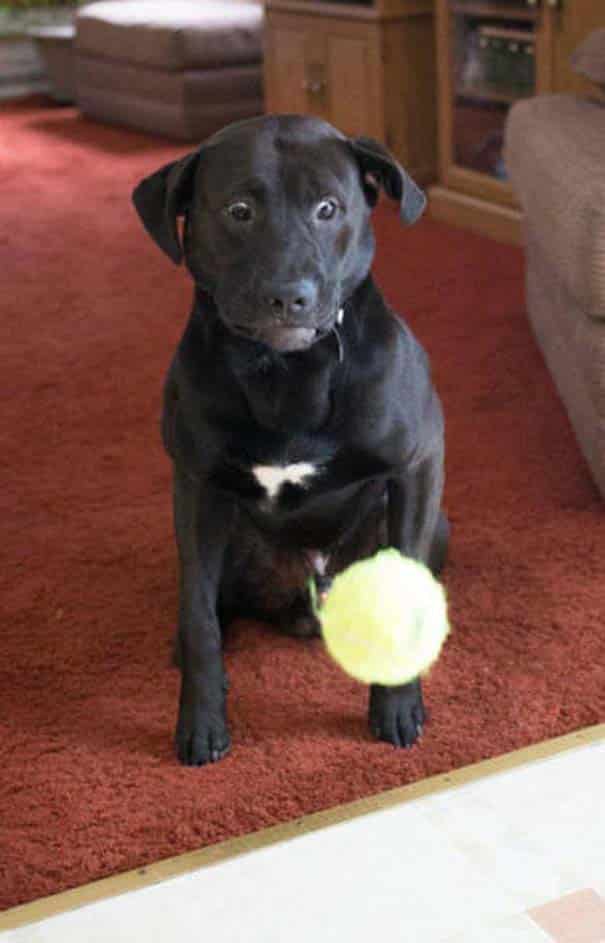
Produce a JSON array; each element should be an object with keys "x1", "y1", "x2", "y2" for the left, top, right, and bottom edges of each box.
[
  {"x1": 176, "y1": 701, "x2": 231, "y2": 766},
  {"x1": 368, "y1": 679, "x2": 425, "y2": 749}
]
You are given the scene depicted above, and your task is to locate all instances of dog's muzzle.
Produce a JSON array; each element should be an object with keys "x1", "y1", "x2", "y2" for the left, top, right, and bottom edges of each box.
[
  {"x1": 232, "y1": 322, "x2": 318, "y2": 352},
  {"x1": 231, "y1": 307, "x2": 344, "y2": 354}
]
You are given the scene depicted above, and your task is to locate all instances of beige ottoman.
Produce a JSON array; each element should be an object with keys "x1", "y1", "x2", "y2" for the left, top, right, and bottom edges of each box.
[
  {"x1": 505, "y1": 94, "x2": 605, "y2": 498},
  {"x1": 75, "y1": 0, "x2": 264, "y2": 140}
]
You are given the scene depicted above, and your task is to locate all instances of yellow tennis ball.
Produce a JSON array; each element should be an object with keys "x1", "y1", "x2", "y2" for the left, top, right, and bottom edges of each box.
[{"x1": 319, "y1": 549, "x2": 450, "y2": 686}]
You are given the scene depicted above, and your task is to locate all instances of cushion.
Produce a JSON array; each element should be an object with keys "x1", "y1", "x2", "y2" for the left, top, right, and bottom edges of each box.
[
  {"x1": 571, "y1": 28, "x2": 605, "y2": 87},
  {"x1": 505, "y1": 95, "x2": 605, "y2": 320},
  {"x1": 76, "y1": 0, "x2": 263, "y2": 71}
]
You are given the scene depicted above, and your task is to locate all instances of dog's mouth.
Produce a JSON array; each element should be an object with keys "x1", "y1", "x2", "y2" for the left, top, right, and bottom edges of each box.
[
  {"x1": 228, "y1": 308, "x2": 344, "y2": 354},
  {"x1": 232, "y1": 322, "x2": 319, "y2": 352}
]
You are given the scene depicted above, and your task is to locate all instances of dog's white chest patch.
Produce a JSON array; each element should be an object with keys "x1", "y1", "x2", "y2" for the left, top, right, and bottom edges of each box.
[{"x1": 252, "y1": 462, "x2": 318, "y2": 500}]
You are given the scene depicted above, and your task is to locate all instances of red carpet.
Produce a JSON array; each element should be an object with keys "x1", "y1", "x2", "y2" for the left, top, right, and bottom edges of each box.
[{"x1": 1, "y1": 99, "x2": 603, "y2": 911}]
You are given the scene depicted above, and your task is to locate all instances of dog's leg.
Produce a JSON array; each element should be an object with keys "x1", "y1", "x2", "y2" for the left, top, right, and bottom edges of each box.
[
  {"x1": 173, "y1": 467, "x2": 236, "y2": 766},
  {"x1": 369, "y1": 452, "x2": 447, "y2": 749}
]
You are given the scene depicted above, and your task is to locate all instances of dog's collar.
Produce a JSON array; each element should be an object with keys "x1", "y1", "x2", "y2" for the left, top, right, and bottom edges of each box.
[
  {"x1": 330, "y1": 323, "x2": 344, "y2": 363},
  {"x1": 316, "y1": 306, "x2": 345, "y2": 363}
]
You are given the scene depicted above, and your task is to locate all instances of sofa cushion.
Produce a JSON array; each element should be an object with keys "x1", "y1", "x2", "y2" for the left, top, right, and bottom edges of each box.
[
  {"x1": 505, "y1": 94, "x2": 605, "y2": 320},
  {"x1": 76, "y1": 0, "x2": 263, "y2": 71}
]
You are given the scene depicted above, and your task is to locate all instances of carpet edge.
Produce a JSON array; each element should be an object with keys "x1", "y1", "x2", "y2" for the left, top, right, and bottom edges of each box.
[{"x1": 2, "y1": 722, "x2": 603, "y2": 932}]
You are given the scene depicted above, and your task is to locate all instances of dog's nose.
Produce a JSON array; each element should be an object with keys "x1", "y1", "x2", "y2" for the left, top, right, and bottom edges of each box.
[{"x1": 264, "y1": 280, "x2": 317, "y2": 321}]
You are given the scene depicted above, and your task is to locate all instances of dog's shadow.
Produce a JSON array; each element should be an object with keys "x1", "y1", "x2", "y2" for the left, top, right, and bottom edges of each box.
[
  {"x1": 221, "y1": 618, "x2": 370, "y2": 745},
  {"x1": 232, "y1": 691, "x2": 368, "y2": 746},
  {"x1": 53, "y1": 683, "x2": 367, "y2": 766},
  {"x1": 26, "y1": 616, "x2": 367, "y2": 764}
]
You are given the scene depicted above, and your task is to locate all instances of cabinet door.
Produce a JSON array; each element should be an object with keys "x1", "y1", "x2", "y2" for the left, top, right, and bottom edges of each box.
[
  {"x1": 264, "y1": 12, "x2": 382, "y2": 135},
  {"x1": 549, "y1": 0, "x2": 605, "y2": 94},
  {"x1": 323, "y1": 25, "x2": 383, "y2": 139},
  {"x1": 264, "y1": 19, "x2": 309, "y2": 114}
]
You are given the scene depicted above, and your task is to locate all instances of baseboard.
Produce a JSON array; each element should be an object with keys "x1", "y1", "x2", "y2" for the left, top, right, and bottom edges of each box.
[{"x1": 428, "y1": 185, "x2": 522, "y2": 246}]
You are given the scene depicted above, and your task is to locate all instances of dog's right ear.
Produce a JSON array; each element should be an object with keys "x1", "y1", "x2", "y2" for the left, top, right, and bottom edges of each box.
[
  {"x1": 349, "y1": 136, "x2": 426, "y2": 226},
  {"x1": 131, "y1": 150, "x2": 201, "y2": 264}
]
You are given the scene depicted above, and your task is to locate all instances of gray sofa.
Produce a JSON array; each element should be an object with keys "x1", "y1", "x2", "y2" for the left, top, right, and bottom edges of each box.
[{"x1": 505, "y1": 60, "x2": 605, "y2": 499}]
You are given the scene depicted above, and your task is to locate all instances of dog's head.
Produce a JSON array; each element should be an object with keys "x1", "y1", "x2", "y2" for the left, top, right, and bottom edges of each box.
[{"x1": 132, "y1": 115, "x2": 425, "y2": 353}]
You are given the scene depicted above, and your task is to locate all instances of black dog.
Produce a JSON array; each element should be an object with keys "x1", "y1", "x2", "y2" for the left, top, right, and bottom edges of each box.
[{"x1": 132, "y1": 115, "x2": 448, "y2": 766}]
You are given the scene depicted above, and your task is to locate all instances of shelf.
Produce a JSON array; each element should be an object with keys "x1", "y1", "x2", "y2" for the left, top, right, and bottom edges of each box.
[
  {"x1": 266, "y1": 0, "x2": 378, "y2": 18},
  {"x1": 457, "y1": 81, "x2": 533, "y2": 104},
  {"x1": 265, "y1": 0, "x2": 432, "y2": 19},
  {"x1": 449, "y1": 3, "x2": 538, "y2": 22}
]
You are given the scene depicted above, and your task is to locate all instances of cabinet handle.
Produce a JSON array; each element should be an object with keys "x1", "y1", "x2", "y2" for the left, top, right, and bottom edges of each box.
[{"x1": 302, "y1": 79, "x2": 326, "y2": 94}]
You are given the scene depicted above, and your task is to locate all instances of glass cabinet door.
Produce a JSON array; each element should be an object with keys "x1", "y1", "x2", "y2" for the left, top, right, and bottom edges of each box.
[{"x1": 448, "y1": 0, "x2": 540, "y2": 180}]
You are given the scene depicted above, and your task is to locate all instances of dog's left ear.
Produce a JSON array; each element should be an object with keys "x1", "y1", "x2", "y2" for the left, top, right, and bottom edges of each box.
[
  {"x1": 349, "y1": 136, "x2": 426, "y2": 225},
  {"x1": 131, "y1": 149, "x2": 201, "y2": 263}
]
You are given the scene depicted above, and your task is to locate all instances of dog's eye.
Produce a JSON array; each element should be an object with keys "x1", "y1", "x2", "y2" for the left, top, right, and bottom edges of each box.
[
  {"x1": 225, "y1": 201, "x2": 254, "y2": 223},
  {"x1": 316, "y1": 198, "x2": 338, "y2": 221}
]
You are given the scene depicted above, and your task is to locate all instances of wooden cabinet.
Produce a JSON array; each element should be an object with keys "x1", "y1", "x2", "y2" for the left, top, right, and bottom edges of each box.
[
  {"x1": 430, "y1": 0, "x2": 605, "y2": 244},
  {"x1": 263, "y1": 0, "x2": 438, "y2": 185}
]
